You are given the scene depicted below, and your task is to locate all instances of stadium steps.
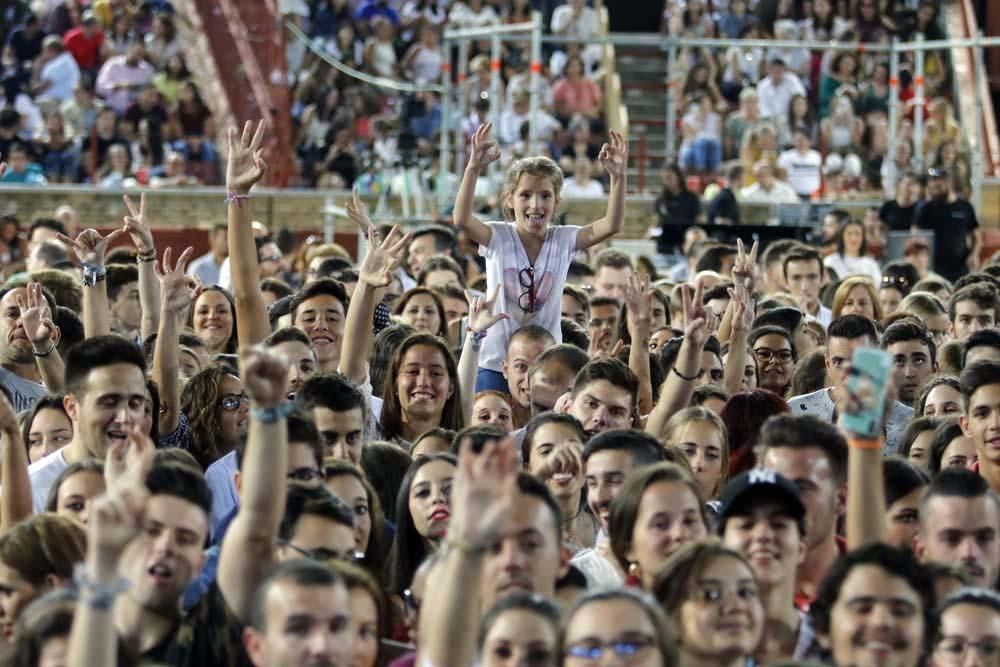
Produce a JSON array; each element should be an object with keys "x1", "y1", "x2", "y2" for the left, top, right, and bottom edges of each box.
[{"x1": 616, "y1": 48, "x2": 671, "y2": 192}]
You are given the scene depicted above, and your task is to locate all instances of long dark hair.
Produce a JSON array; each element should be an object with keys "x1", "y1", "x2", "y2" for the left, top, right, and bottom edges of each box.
[
  {"x1": 20, "y1": 395, "x2": 69, "y2": 461},
  {"x1": 188, "y1": 285, "x2": 239, "y2": 354},
  {"x1": 720, "y1": 389, "x2": 790, "y2": 476},
  {"x1": 378, "y1": 333, "x2": 464, "y2": 443},
  {"x1": 835, "y1": 219, "x2": 867, "y2": 258},
  {"x1": 324, "y1": 459, "x2": 388, "y2": 581},
  {"x1": 385, "y1": 453, "x2": 458, "y2": 594}
]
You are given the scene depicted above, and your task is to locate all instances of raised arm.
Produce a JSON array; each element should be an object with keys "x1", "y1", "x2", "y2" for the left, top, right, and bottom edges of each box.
[
  {"x1": 576, "y1": 131, "x2": 628, "y2": 250},
  {"x1": 646, "y1": 281, "x2": 709, "y2": 437},
  {"x1": 458, "y1": 287, "x2": 508, "y2": 423},
  {"x1": 623, "y1": 273, "x2": 654, "y2": 417},
  {"x1": 58, "y1": 228, "x2": 126, "y2": 338},
  {"x1": 153, "y1": 247, "x2": 198, "y2": 437},
  {"x1": 0, "y1": 391, "x2": 31, "y2": 530},
  {"x1": 453, "y1": 123, "x2": 499, "y2": 248},
  {"x1": 226, "y1": 121, "x2": 272, "y2": 348},
  {"x1": 17, "y1": 282, "x2": 64, "y2": 394},
  {"x1": 723, "y1": 241, "x2": 757, "y2": 396},
  {"x1": 418, "y1": 440, "x2": 520, "y2": 667},
  {"x1": 218, "y1": 346, "x2": 289, "y2": 622},
  {"x1": 342, "y1": 200, "x2": 410, "y2": 384},
  {"x1": 840, "y1": 385, "x2": 890, "y2": 549},
  {"x1": 122, "y1": 194, "x2": 160, "y2": 341}
]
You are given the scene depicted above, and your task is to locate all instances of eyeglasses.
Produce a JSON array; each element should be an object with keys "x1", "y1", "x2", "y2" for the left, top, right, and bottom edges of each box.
[
  {"x1": 565, "y1": 635, "x2": 656, "y2": 662},
  {"x1": 279, "y1": 541, "x2": 365, "y2": 563},
  {"x1": 753, "y1": 348, "x2": 793, "y2": 364},
  {"x1": 287, "y1": 467, "x2": 323, "y2": 484},
  {"x1": 519, "y1": 267, "x2": 537, "y2": 313},
  {"x1": 882, "y1": 275, "x2": 910, "y2": 288},
  {"x1": 260, "y1": 255, "x2": 282, "y2": 263},
  {"x1": 936, "y1": 636, "x2": 1000, "y2": 662},
  {"x1": 218, "y1": 391, "x2": 249, "y2": 411},
  {"x1": 402, "y1": 588, "x2": 421, "y2": 615}
]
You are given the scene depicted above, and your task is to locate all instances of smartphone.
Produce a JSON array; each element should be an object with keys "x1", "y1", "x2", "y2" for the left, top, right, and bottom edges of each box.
[{"x1": 841, "y1": 348, "x2": 892, "y2": 439}]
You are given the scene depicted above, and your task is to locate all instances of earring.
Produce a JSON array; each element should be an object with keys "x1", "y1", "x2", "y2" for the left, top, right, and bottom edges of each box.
[{"x1": 626, "y1": 562, "x2": 642, "y2": 588}]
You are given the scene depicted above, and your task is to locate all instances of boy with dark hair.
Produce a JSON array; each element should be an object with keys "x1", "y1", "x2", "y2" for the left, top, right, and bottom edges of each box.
[
  {"x1": 965, "y1": 328, "x2": 1000, "y2": 368},
  {"x1": 761, "y1": 238, "x2": 799, "y2": 295},
  {"x1": 592, "y1": 249, "x2": 634, "y2": 301},
  {"x1": 881, "y1": 319, "x2": 937, "y2": 406},
  {"x1": 105, "y1": 263, "x2": 140, "y2": 339},
  {"x1": 565, "y1": 358, "x2": 638, "y2": 438},
  {"x1": 788, "y1": 314, "x2": 913, "y2": 453},
  {"x1": 694, "y1": 244, "x2": 737, "y2": 276},
  {"x1": 503, "y1": 324, "x2": 556, "y2": 428},
  {"x1": 277, "y1": 484, "x2": 356, "y2": 562},
  {"x1": 587, "y1": 295, "x2": 621, "y2": 355},
  {"x1": 948, "y1": 283, "x2": 999, "y2": 342},
  {"x1": 757, "y1": 414, "x2": 848, "y2": 609},
  {"x1": 528, "y1": 343, "x2": 590, "y2": 416},
  {"x1": 290, "y1": 278, "x2": 350, "y2": 374},
  {"x1": 960, "y1": 360, "x2": 1000, "y2": 495},
  {"x1": 782, "y1": 245, "x2": 830, "y2": 325},
  {"x1": 406, "y1": 225, "x2": 456, "y2": 282},
  {"x1": 560, "y1": 283, "x2": 590, "y2": 328}
]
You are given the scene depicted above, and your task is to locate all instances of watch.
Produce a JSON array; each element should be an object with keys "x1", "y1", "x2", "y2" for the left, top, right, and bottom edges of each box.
[{"x1": 81, "y1": 263, "x2": 106, "y2": 288}]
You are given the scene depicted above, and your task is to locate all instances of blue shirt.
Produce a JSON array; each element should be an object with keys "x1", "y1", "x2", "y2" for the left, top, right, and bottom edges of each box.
[{"x1": 204, "y1": 450, "x2": 238, "y2": 540}]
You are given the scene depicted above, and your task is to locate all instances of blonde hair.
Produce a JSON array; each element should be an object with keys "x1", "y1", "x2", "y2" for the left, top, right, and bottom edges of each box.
[
  {"x1": 662, "y1": 407, "x2": 730, "y2": 498},
  {"x1": 832, "y1": 276, "x2": 884, "y2": 321},
  {"x1": 898, "y1": 291, "x2": 947, "y2": 321},
  {"x1": 501, "y1": 156, "x2": 564, "y2": 221}
]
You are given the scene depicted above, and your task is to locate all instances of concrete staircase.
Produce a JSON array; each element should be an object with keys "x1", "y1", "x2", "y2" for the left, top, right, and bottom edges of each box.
[{"x1": 616, "y1": 45, "x2": 671, "y2": 194}]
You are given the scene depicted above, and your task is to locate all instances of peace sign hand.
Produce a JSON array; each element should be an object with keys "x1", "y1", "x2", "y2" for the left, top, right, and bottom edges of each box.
[
  {"x1": 14, "y1": 282, "x2": 57, "y2": 347},
  {"x1": 122, "y1": 193, "x2": 154, "y2": 254},
  {"x1": 731, "y1": 238, "x2": 758, "y2": 293},
  {"x1": 358, "y1": 224, "x2": 410, "y2": 288},
  {"x1": 466, "y1": 286, "x2": 509, "y2": 332},
  {"x1": 468, "y1": 124, "x2": 501, "y2": 172},
  {"x1": 345, "y1": 187, "x2": 375, "y2": 234},
  {"x1": 681, "y1": 280, "x2": 709, "y2": 348},
  {"x1": 155, "y1": 246, "x2": 199, "y2": 314},
  {"x1": 598, "y1": 130, "x2": 629, "y2": 179},
  {"x1": 226, "y1": 120, "x2": 268, "y2": 194},
  {"x1": 623, "y1": 272, "x2": 653, "y2": 336},
  {"x1": 57, "y1": 228, "x2": 126, "y2": 268}
]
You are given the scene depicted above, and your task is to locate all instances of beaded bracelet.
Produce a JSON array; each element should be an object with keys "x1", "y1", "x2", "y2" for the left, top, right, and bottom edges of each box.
[
  {"x1": 225, "y1": 192, "x2": 252, "y2": 208},
  {"x1": 466, "y1": 328, "x2": 489, "y2": 343},
  {"x1": 72, "y1": 563, "x2": 129, "y2": 610}
]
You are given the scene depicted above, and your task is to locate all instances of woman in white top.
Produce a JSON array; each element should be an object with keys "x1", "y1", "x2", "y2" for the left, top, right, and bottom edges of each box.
[
  {"x1": 824, "y1": 218, "x2": 881, "y2": 285},
  {"x1": 448, "y1": 0, "x2": 499, "y2": 28},
  {"x1": 364, "y1": 17, "x2": 398, "y2": 78},
  {"x1": 401, "y1": 25, "x2": 443, "y2": 83}
]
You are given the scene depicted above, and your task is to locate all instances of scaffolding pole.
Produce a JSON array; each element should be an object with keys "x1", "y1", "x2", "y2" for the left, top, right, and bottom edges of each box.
[
  {"x1": 974, "y1": 30, "x2": 987, "y2": 214},
  {"x1": 437, "y1": 52, "x2": 452, "y2": 210},
  {"x1": 456, "y1": 39, "x2": 469, "y2": 174},
  {"x1": 665, "y1": 40, "x2": 677, "y2": 164},
  {"x1": 489, "y1": 32, "x2": 502, "y2": 190},
  {"x1": 914, "y1": 33, "x2": 925, "y2": 169},
  {"x1": 528, "y1": 11, "x2": 543, "y2": 155},
  {"x1": 888, "y1": 38, "x2": 899, "y2": 162}
]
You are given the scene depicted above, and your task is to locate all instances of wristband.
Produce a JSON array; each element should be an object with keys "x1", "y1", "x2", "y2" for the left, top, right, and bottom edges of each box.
[
  {"x1": 671, "y1": 365, "x2": 701, "y2": 381},
  {"x1": 136, "y1": 248, "x2": 156, "y2": 263},
  {"x1": 72, "y1": 563, "x2": 129, "y2": 610},
  {"x1": 250, "y1": 401, "x2": 297, "y2": 424},
  {"x1": 32, "y1": 340, "x2": 56, "y2": 358},
  {"x1": 81, "y1": 263, "x2": 106, "y2": 288},
  {"x1": 848, "y1": 436, "x2": 882, "y2": 450},
  {"x1": 466, "y1": 327, "x2": 489, "y2": 343},
  {"x1": 225, "y1": 191, "x2": 251, "y2": 208},
  {"x1": 445, "y1": 537, "x2": 488, "y2": 556}
]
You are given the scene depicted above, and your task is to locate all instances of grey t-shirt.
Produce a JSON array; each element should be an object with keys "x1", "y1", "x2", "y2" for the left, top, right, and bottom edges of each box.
[
  {"x1": 0, "y1": 367, "x2": 47, "y2": 413},
  {"x1": 787, "y1": 388, "x2": 913, "y2": 455}
]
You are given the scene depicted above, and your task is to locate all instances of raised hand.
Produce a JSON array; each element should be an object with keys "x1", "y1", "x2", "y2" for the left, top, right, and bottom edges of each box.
[
  {"x1": 466, "y1": 286, "x2": 508, "y2": 332},
  {"x1": 533, "y1": 443, "x2": 583, "y2": 485},
  {"x1": 623, "y1": 272, "x2": 653, "y2": 336},
  {"x1": 104, "y1": 422, "x2": 155, "y2": 493},
  {"x1": 468, "y1": 123, "x2": 501, "y2": 172},
  {"x1": 731, "y1": 238, "x2": 758, "y2": 293},
  {"x1": 598, "y1": 130, "x2": 629, "y2": 180},
  {"x1": 88, "y1": 490, "x2": 147, "y2": 558},
  {"x1": 358, "y1": 224, "x2": 410, "y2": 288},
  {"x1": 226, "y1": 120, "x2": 268, "y2": 194},
  {"x1": 122, "y1": 193, "x2": 154, "y2": 254},
  {"x1": 240, "y1": 346, "x2": 288, "y2": 410},
  {"x1": 0, "y1": 390, "x2": 16, "y2": 436},
  {"x1": 345, "y1": 187, "x2": 375, "y2": 233},
  {"x1": 681, "y1": 280, "x2": 709, "y2": 347},
  {"x1": 14, "y1": 282, "x2": 56, "y2": 347},
  {"x1": 449, "y1": 438, "x2": 520, "y2": 548},
  {"x1": 155, "y1": 246, "x2": 198, "y2": 314},
  {"x1": 57, "y1": 228, "x2": 126, "y2": 267},
  {"x1": 728, "y1": 280, "x2": 756, "y2": 335},
  {"x1": 589, "y1": 336, "x2": 624, "y2": 360}
]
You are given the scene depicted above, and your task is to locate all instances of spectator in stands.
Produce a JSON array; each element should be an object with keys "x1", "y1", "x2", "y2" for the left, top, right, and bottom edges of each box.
[
  {"x1": 768, "y1": 20, "x2": 811, "y2": 82},
  {"x1": 880, "y1": 170, "x2": 921, "y2": 232},
  {"x1": 914, "y1": 166, "x2": 981, "y2": 282},
  {"x1": 776, "y1": 126, "x2": 822, "y2": 199},
  {"x1": 681, "y1": 55, "x2": 724, "y2": 112},
  {"x1": 678, "y1": 95, "x2": 722, "y2": 176},
  {"x1": 355, "y1": 0, "x2": 400, "y2": 27},
  {"x1": 779, "y1": 93, "x2": 816, "y2": 149},
  {"x1": 0, "y1": 142, "x2": 46, "y2": 185},
  {"x1": 31, "y1": 35, "x2": 80, "y2": 105},
  {"x1": 60, "y1": 77, "x2": 100, "y2": 140},
  {"x1": 717, "y1": 0, "x2": 750, "y2": 39},
  {"x1": 824, "y1": 219, "x2": 882, "y2": 284},
  {"x1": 448, "y1": 0, "x2": 498, "y2": 27},
  {"x1": 552, "y1": 55, "x2": 602, "y2": 124},
  {"x1": 152, "y1": 53, "x2": 188, "y2": 106},
  {"x1": 149, "y1": 150, "x2": 201, "y2": 187},
  {"x1": 562, "y1": 156, "x2": 605, "y2": 198},
  {"x1": 35, "y1": 110, "x2": 78, "y2": 183},
  {"x1": 757, "y1": 56, "x2": 806, "y2": 122},
  {"x1": 739, "y1": 122, "x2": 778, "y2": 186},
  {"x1": 820, "y1": 92, "x2": 865, "y2": 162},
  {"x1": 803, "y1": 0, "x2": 851, "y2": 40},
  {"x1": 104, "y1": 13, "x2": 137, "y2": 58},
  {"x1": 63, "y1": 11, "x2": 105, "y2": 75},
  {"x1": 497, "y1": 92, "x2": 560, "y2": 147},
  {"x1": 651, "y1": 164, "x2": 700, "y2": 255},
  {"x1": 401, "y1": 24, "x2": 442, "y2": 84},
  {"x1": 818, "y1": 52, "x2": 859, "y2": 119},
  {"x1": 740, "y1": 161, "x2": 798, "y2": 204},
  {"x1": 881, "y1": 137, "x2": 916, "y2": 199},
  {"x1": 400, "y1": 0, "x2": 448, "y2": 39},
  {"x1": 96, "y1": 143, "x2": 136, "y2": 188},
  {"x1": 363, "y1": 17, "x2": 397, "y2": 78},
  {"x1": 80, "y1": 106, "x2": 127, "y2": 179},
  {"x1": 317, "y1": 125, "x2": 358, "y2": 189},
  {"x1": 143, "y1": 13, "x2": 180, "y2": 69},
  {"x1": 7, "y1": 14, "x2": 43, "y2": 64},
  {"x1": 559, "y1": 115, "x2": 600, "y2": 171},
  {"x1": 855, "y1": 0, "x2": 893, "y2": 43},
  {"x1": 707, "y1": 163, "x2": 742, "y2": 225},
  {"x1": 550, "y1": 0, "x2": 601, "y2": 71},
  {"x1": 406, "y1": 90, "x2": 441, "y2": 141},
  {"x1": 724, "y1": 87, "x2": 760, "y2": 160},
  {"x1": 123, "y1": 83, "x2": 166, "y2": 141},
  {"x1": 722, "y1": 23, "x2": 765, "y2": 90},
  {"x1": 95, "y1": 41, "x2": 154, "y2": 114},
  {"x1": 188, "y1": 224, "x2": 228, "y2": 287}
]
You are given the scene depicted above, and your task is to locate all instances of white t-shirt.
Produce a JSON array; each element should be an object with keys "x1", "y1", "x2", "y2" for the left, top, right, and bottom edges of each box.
[
  {"x1": 787, "y1": 387, "x2": 913, "y2": 454},
  {"x1": 562, "y1": 178, "x2": 605, "y2": 198},
  {"x1": 28, "y1": 448, "x2": 70, "y2": 514},
  {"x1": 777, "y1": 148, "x2": 822, "y2": 196},
  {"x1": 478, "y1": 222, "x2": 581, "y2": 372},
  {"x1": 824, "y1": 253, "x2": 882, "y2": 285},
  {"x1": 39, "y1": 52, "x2": 80, "y2": 104}
]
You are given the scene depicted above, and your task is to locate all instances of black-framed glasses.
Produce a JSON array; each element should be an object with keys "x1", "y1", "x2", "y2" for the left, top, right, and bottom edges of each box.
[
  {"x1": 753, "y1": 348, "x2": 793, "y2": 364},
  {"x1": 219, "y1": 391, "x2": 249, "y2": 411},
  {"x1": 565, "y1": 635, "x2": 656, "y2": 661},
  {"x1": 279, "y1": 541, "x2": 364, "y2": 563},
  {"x1": 936, "y1": 636, "x2": 1000, "y2": 662},
  {"x1": 287, "y1": 467, "x2": 324, "y2": 484},
  {"x1": 518, "y1": 267, "x2": 537, "y2": 313},
  {"x1": 402, "y1": 588, "x2": 421, "y2": 615}
]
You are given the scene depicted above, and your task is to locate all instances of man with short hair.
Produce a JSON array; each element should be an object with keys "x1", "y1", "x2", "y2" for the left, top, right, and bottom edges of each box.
[
  {"x1": 503, "y1": 325, "x2": 556, "y2": 428},
  {"x1": 949, "y1": 283, "x2": 999, "y2": 342},
  {"x1": 879, "y1": 171, "x2": 920, "y2": 232},
  {"x1": 106, "y1": 264, "x2": 141, "y2": 340},
  {"x1": 25, "y1": 240, "x2": 69, "y2": 274},
  {"x1": 95, "y1": 41, "x2": 154, "y2": 114},
  {"x1": 528, "y1": 344, "x2": 589, "y2": 416},
  {"x1": 28, "y1": 335, "x2": 144, "y2": 511},
  {"x1": 757, "y1": 56, "x2": 807, "y2": 120},
  {"x1": 243, "y1": 560, "x2": 352, "y2": 667},
  {"x1": 881, "y1": 319, "x2": 938, "y2": 406},
  {"x1": 188, "y1": 224, "x2": 228, "y2": 286},
  {"x1": 777, "y1": 126, "x2": 822, "y2": 198},
  {"x1": 913, "y1": 166, "x2": 981, "y2": 282},
  {"x1": 960, "y1": 361, "x2": 1000, "y2": 495},
  {"x1": 32, "y1": 35, "x2": 80, "y2": 104},
  {"x1": 587, "y1": 296, "x2": 620, "y2": 354},
  {"x1": 561, "y1": 284, "x2": 590, "y2": 328},
  {"x1": 0, "y1": 284, "x2": 59, "y2": 411},
  {"x1": 406, "y1": 225, "x2": 456, "y2": 287},
  {"x1": 564, "y1": 358, "x2": 638, "y2": 438},
  {"x1": 788, "y1": 315, "x2": 913, "y2": 452},
  {"x1": 740, "y1": 161, "x2": 800, "y2": 205},
  {"x1": 290, "y1": 278, "x2": 350, "y2": 374},
  {"x1": 719, "y1": 468, "x2": 811, "y2": 661},
  {"x1": 761, "y1": 239, "x2": 799, "y2": 295},
  {"x1": 964, "y1": 329, "x2": 1000, "y2": 368},
  {"x1": 573, "y1": 429, "x2": 665, "y2": 586},
  {"x1": 782, "y1": 246, "x2": 831, "y2": 325},
  {"x1": 758, "y1": 414, "x2": 848, "y2": 609},
  {"x1": 592, "y1": 249, "x2": 633, "y2": 302},
  {"x1": 913, "y1": 468, "x2": 1000, "y2": 588},
  {"x1": 276, "y1": 485, "x2": 357, "y2": 562},
  {"x1": 694, "y1": 244, "x2": 738, "y2": 277},
  {"x1": 298, "y1": 373, "x2": 367, "y2": 463}
]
